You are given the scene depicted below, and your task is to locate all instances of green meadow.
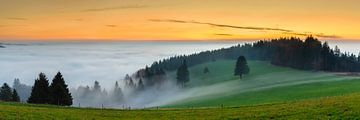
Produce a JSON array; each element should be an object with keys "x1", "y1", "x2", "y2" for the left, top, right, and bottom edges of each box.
[
  {"x1": 165, "y1": 60, "x2": 360, "y2": 108},
  {"x1": 2, "y1": 60, "x2": 360, "y2": 119}
]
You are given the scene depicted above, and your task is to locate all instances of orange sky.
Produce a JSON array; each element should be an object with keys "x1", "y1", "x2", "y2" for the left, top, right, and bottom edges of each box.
[{"x1": 0, "y1": 0, "x2": 359, "y2": 41}]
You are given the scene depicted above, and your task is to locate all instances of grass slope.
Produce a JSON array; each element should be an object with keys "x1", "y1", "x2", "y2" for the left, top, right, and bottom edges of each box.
[
  {"x1": 165, "y1": 60, "x2": 360, "y2": 107},
  {"x1": 2, "y1": 93, "x2": 360, "y2": 119},
  {"x1": 2, "y1": 60, "x2": 360, "y2": 119}
]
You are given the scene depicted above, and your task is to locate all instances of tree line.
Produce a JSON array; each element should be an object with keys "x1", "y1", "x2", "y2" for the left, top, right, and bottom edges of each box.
[{"x1": 144, "y1": 36, "x2": 360, "y2": 73}]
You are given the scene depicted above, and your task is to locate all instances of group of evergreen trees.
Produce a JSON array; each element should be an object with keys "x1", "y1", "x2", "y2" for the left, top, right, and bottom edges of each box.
[
  {"x1": 124, "y1": 74, "x2": 145, "y2": 92},
  {"x1": 0, "y1": 83, "x2": 20, "y2": 102},
  {"x1": 27, "y1": 72, "x2": 73, "y2": 106},
  {"x1": 73, "y1": 80, "x2": 124, "y2": 107},
  {"x1": 144, "y1": 36, "x2": 360, "y2": 74},
  {"x1": 132, "y1": 62, "x2": 167, "y2": 89}
]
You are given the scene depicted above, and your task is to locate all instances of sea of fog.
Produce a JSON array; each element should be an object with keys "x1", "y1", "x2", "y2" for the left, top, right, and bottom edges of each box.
[
  {"x1": 0, "y1": 40, "x2": 359, "y2": 88},
  {"x1": 0, "y1": 41, "x2": 245, "y2": 88}
]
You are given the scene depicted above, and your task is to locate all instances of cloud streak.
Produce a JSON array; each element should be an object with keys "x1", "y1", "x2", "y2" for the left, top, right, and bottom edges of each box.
[
  {"x1": 149, "y1": 19, "x2": 341, "y2": 39},
  {"x1": 6, "y1": 17, "x2": 28, "y2": 21},
  {"x1": 82, "y1": 5, "x2": 147, "y2": 12},
  {"x1": 105, "y1": 25, "x2": 118, "y2": 28},
  {"x1": 149, "y1": 19, "x2": 293, "y2": 32},
  {"x1": 283, "y1": 32, "x2": 341, "y2": 39},
  {"x1": 213, "y1": 33, "x2": 234, "y2": 36}
]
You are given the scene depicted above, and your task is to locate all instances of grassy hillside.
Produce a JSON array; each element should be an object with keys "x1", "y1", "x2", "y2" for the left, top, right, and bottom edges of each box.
[
  {"x1": 2, "y1": 60, "x2": 360, "y2": 119},
  {"x1": 165, "y1": 60, "x2": 360, "y2": 107},
  {"x1": 2, "y1": 93, "x2": 360, "y2": 119}
]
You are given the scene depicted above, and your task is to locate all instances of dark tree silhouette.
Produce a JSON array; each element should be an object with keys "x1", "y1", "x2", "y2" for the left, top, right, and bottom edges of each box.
[
  {"x1": 137, "y1": 78, "x2": 145, "y2": 91},
  {"x1": 176, "y1": 60, "x2": 190, "y2": 87},
  {"x1": 28, "y1": 73, "x2": 51, "y2": 104},
  {"x1": 0, "y1": 83, "x2": 13, "y2": 101},
  {"x1": 93, "y1": 81, "x2": 101, "y2": 93},
  {"x1": 234, "y1": 56, "x2": 250, "y2": 79},
  {"x1": 49, "y1": 72, "x2": 73, "y2": 106},
  {"x1": 203, "y1": 67, "x2": 210, "y2": 74},
  {"x1": 11, "y1": 89, "x2": 20, "y2": 102}
]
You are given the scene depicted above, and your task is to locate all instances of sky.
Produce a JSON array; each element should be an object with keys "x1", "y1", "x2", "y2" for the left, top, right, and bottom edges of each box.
[{"x1": 0, "y1": 0, "x2": 359, "y2": 41}]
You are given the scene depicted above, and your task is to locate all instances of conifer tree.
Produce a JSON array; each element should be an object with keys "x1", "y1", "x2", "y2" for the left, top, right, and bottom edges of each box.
[
  {"x1": 112, "y1": 81, "x2": 123, "y2": 102},
  {"x1": 93, "y1": 81, "x2": 102, "y2": 93},
  {"x1": 203, "y1": 67, "x2": 210, "y2": 74},
  {"x1": 176, "y1": 60, "x2": 190, "y2": 87},
  {"x1": 27, "y1": 73, "x2": 51, "y2": 104},
  {"x1": 49, "y1": 72, "x2": 73, "y2": 106},
  {"x1": 11, "y1": 89, "x2": 20, "y2": 102},
  {"x1": 137, "y1": 78, "x2": 145, "y2": 91},
  {"x1": 0, "y1": 83, "x2": 13, "y2": 101},
  {"x1": 234, "y1": 56, "x2": 250, "y2": 79}
]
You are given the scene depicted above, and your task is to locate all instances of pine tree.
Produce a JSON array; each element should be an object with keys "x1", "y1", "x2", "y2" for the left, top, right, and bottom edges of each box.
[
  {"x1": 11, "y1": 89, "x2": 20, "y2": 102},
  {"x1": 112, "y1": 81, "x2": 123, "y2": 102},
  {"x1": 49, "y1": 72, "x2": 73, "y2": 106},
  {"x1": 0, "y1": 83, "x2": 13, "y2": 101},
  {"x1": 334, "y1": 46, "x2": 341, "y2": 57},
  {"x1": 234, "y1": 56, "x2": 250, "y2": 79},
  {"x1": 27, "y1": 73, "x2": 51, "y2": 104},
  {"x1": 13, "y1": 78, "x2": 31, "y2": 102},
  {"x1": 137, "y1": 78, "x2": 145, "y2": 91},
  {"x1": 176, "y1": 60, "x2": 190, "y2": 87},
  {"x1": 203, "y1": 67, "x2": 210, "y2": 74},
  {"x1": 93, "y1": 81, "x2": 101, "y2": 93}
]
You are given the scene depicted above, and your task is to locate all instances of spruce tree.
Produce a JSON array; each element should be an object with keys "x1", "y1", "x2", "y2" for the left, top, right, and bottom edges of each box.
[
  {"x1": 11, "y1": 89, "x2": 20, "y2": 102},
  {"x1": 176, "y1": 60, "x2": 190, "y2": 87},
  {"x1": 93, "y1": 81, "x2": 101, "y2": 93},
  {"x1": 234, "y1": 56, "x2": 250, "y2": 79},
  {"x1": 137, "y1": 78, "x2": 145, "y2": 91},
  {"x1": 112, "y1": 81, "x2": 123, "y2": 102},
  {"x1": 49, "y1": 72, "x2": 73, "y2": 106},
  {"x1": 27, "y1": 73, "x2": 51, "y2": 104},
  {"x1": 203, "y1": 67, "x2": 210, "y2": 74},
  {"x1": 0, "y1": 83, "x2": 13, "y2": 101}
]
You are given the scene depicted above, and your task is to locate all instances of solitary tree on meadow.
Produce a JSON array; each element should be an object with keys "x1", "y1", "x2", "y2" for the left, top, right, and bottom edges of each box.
[{"x1": 234, "y1": 56, "x2": 250, "y2": 79}]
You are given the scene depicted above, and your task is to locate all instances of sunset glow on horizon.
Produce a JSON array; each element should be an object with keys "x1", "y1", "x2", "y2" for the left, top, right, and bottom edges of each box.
[{"x1": 1, "y1": 0, "x2": 360, "y2": 41}]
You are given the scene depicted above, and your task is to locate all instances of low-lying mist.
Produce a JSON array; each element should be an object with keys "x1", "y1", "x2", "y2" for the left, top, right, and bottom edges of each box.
[{"x1": 2, "y1": 40, "x2": 360, "y2": 108}]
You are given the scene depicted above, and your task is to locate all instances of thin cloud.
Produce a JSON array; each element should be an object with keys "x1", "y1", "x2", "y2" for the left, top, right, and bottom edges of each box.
[
  {"x1": 105, "y1": 25, "x2": 118, "y2": 27},
  {"x1": 82, "y1": 5, "x2": 147, "y2": 12},
  {"x1": 0, "y1": 25, "x2": 26, "y2": 27},
  {"x1": 283, "y1": 32, "x2": 341, "y2": 39},
  {"x1": 149, "y1": 19, "x2": 293, "y2": 32},
  {"x1": 150, "y1": 19, "x2": 341, "y2": 39},
  {"x1": 74, "y1": 18, "x2": 84, "y2": 21},
  {"x1": 213, "y1": 33, "x2": 234, "y2": 36},
  {"x1": 6, "y1": 17, "x2": 28, "y2": 21}
]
